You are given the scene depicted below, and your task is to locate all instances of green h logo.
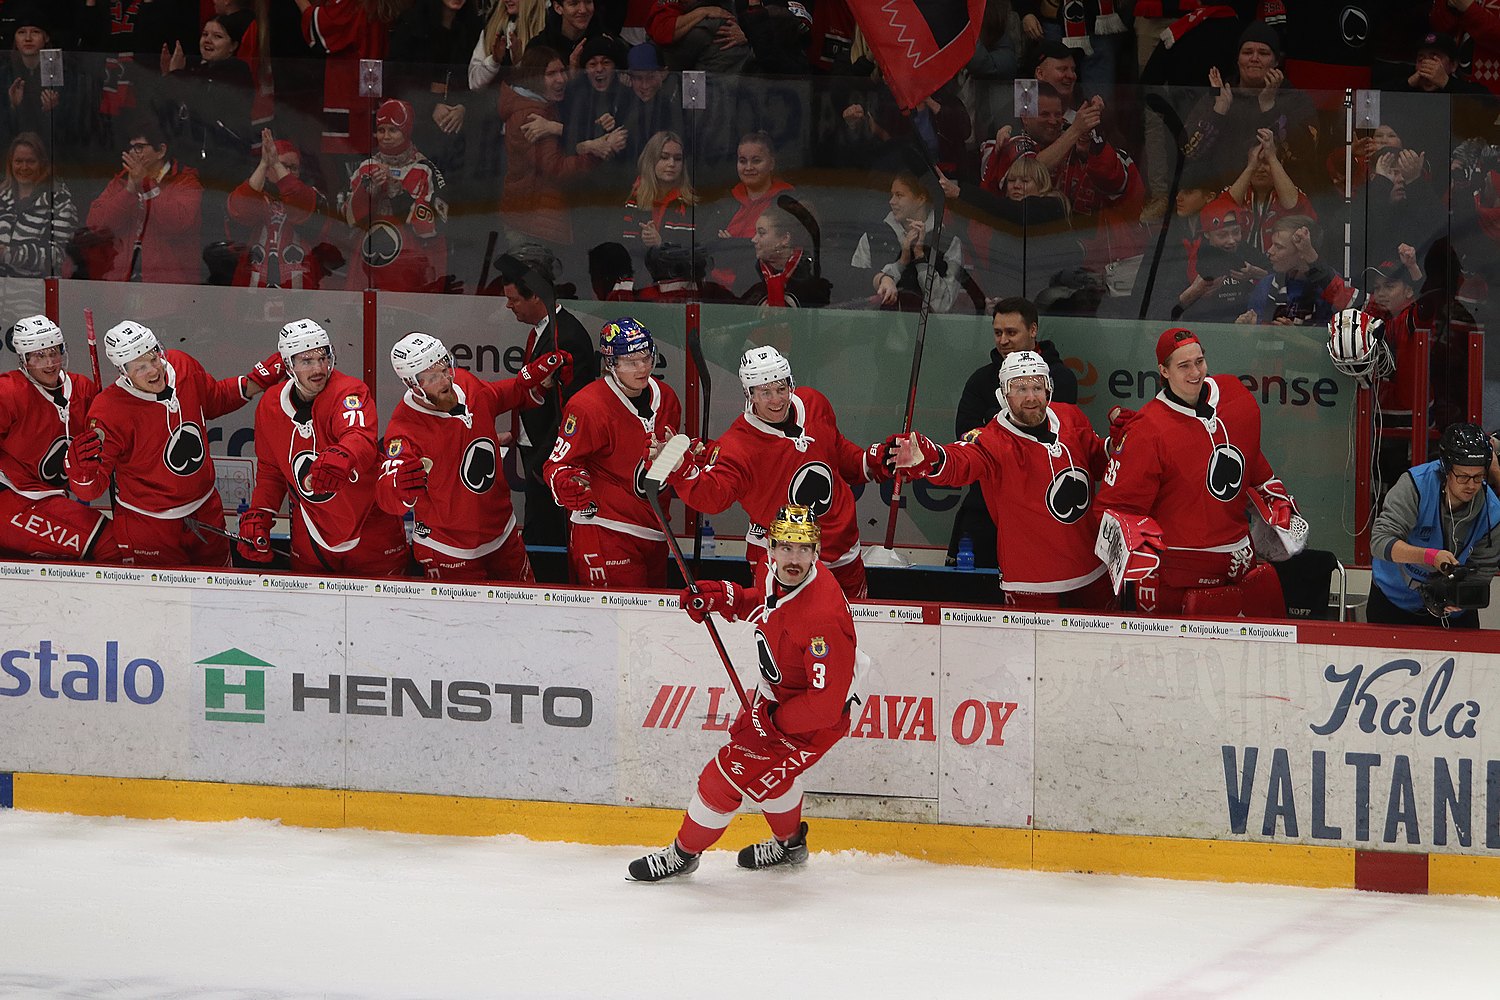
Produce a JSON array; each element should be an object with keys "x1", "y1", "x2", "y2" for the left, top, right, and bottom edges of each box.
[{"x1": 197, "y1": 648, "x2": 276, "y2": 723}]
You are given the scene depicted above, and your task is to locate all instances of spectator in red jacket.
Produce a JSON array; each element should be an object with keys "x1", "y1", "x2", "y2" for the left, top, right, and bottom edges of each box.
[
  {"x1": 1000, "y1": 83, "x2": 1145, "y2": 289},
  {"x1": 228, "y1": 130, "x2": 331, "y2": 289},
  {"x1": 82, "y1": 116, "x2": 203, "y2": 285}
]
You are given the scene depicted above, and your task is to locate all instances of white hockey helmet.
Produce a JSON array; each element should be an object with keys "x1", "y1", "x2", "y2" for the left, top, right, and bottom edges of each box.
[
  {"x1": 279, "y1": 318, "x2": 334, "y2": 368},
  {"x1": 1327, "y1": 309, "x2": 1393, "y2": 387},
  {"x1": 739, "y1": 346, "x2": 793, "y2": 409},
  {"x1": 103, "y1": 320, "x2": 161, "y2": 368},
  {"x1": 10, "y1": 315, "x2": 64, "y2": 365},
  {"x1": 996, "y1": 350, "x2": 1053, "y2": 416},
  {"x1": 391, "y1": 331, "x2": 451, "y2": 394}
]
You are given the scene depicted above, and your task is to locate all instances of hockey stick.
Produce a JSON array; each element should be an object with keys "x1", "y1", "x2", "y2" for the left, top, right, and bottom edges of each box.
[
  {"x1": 184, "y1": 516, "x2": 293, "y2": 559},
  {"x1": 84, "y1": 308, "x2": 102, "y2": 390},
  {"x1": 1138, "y1": 93, "x2": 1186, "y2": 321},
  {"x1": 683, "y1": 302, "x2": 710, "y2": 564},
  {"x1": 867, "y1": 147, "x2": 948, "y2": 568},
  {"x1": 776, "y1": 193, "x2": 822, "y2": 279},
  {"x1": 477, "y1": 230, "x2": 498, "y2": 295},
  {"x1": 645, "y1": 434, "x2": 749, "y2": 712}
]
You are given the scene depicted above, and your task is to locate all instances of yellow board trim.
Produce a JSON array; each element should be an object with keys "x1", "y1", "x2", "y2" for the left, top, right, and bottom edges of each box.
[{"x1": 11, "y1": 773, "x2": 1500, "y2": 898}]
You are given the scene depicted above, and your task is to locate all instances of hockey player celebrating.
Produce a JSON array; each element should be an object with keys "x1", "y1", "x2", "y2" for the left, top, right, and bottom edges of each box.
[
  {"x1": 542, "y1": 318, "x2": 681, "y2": 589},
  {"x1": 376, "y1": 331, "x2": 570, "y2": 581},
  {"x1": 1093, "y1": 327, "x2": 1299, "y2": 616},
  {"x1": 67, "y1": 319, "x2": 280, "y2": 566},
  {"x1": 627, "y1": 505, "x2": 863, "y2": 881},
  {"x1": 0, "y1": 316, "x2": 120, "y2": 561},
  {"x1": 239, "y1": 319, "x2": 407, "y2": 576},
  {"x1": 893, "y1": 350, "x2": 1112, "y2": 609},
  {"x1": 658, "y1": 345, "x2": 892, "y2": 601}
]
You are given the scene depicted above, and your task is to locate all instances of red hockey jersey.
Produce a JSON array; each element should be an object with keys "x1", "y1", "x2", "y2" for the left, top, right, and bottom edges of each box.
[
  {"x1": 0, "y1": 371, "x2": 98, "y2": 499},
  {"x1": 377, "y1": 367, "x2": 543, "y2": 557},
  {"x1": 543, "y1": 374, "x2": 682, "y2": 539},
  {"x1": 1097, "y1": 374, "x2": 1275, "y2": 552},
  {"x1": 251, "y1": 369, "x2": 386, "y2": 551},
  {"x1": 929, "y1": 403, "x2": 1108, "y2": 592},
  {"x1": 738, "y1": 560, "x2": 859, "y2": 738},
  {"x1": 674, "y1": 387, "x2": 870, "y2": 568},
  {"x1": 73, "y1": 351, "x2": 249, "y2": 517}
]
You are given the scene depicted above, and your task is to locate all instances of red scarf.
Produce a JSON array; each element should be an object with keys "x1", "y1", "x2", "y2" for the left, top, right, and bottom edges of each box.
[
  {"x1": 760, "y1": 249, "x2": 804, "y2": 306},
  {"x1": 1157, "y1": 5, "x2": 1237, "y2": 49}
]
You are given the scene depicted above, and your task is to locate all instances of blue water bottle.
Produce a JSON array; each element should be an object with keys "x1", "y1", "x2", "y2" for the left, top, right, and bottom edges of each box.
[
  {"x1": 956, "y1": 533, "x2": 975, "y2": 571},
  {"x1": 701, "y1": 518, "x2": 716, "y2": 557}
]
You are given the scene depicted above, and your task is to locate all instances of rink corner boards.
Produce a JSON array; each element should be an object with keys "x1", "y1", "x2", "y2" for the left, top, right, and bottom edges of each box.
[{"x1": 4, "y1": 772, "x2": 1498, "y2": 899}]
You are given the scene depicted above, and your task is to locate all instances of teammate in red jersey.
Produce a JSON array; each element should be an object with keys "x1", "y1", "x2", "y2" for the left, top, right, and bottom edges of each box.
[
  {"x1": 660, "y1": 346, "x2": 891, "y2": 601},
  {"x1": 895, "y1": 350, "x2": 1112, "y2": 609},
  {"x1": 1094, "y1": 327, "x2": 1301, "y2": 617},
  {"x1": 0, "y1": 316, "x2": 120, "y2": 561},
  {"x1": 67, "y1": 320, "x2": 277, "y2": 566},
  {"x1": 627, "y1": 505, "x2": 866, "y2": 881},
  {"x1": 376, "y1": 331, "x2": 569, "y2": 581},
  {"x1": 238, "y1": 318, "x2": 408, "y2": 576},
  {"x1": 542, "y1": 317, "x2": 681, "y2": 589}
]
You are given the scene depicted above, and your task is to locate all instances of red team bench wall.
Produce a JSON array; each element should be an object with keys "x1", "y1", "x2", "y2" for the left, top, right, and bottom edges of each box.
[{"x1": 0, "y1": 561, "x2": 1496, "y2": 898}]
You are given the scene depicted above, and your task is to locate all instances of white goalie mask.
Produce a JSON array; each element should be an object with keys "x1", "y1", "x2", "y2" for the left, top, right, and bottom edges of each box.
[
  {"x1": 995, "y1": 350, "x2": 1053, "y2": 421},
  {"x1": 739, "y1": 345, "x2": 794, "y2": 413},
  {"x1": 1327, "y1": 309, "x2": 1394, "y2": 388}
]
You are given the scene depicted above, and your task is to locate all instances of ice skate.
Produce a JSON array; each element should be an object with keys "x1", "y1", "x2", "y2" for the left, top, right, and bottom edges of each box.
[
  {"x1": 737, "y1": 821, "x2": 809, "y2": 870},
  {"x1": 626, "y1": 841, "x2": 700, "y2": 882}
]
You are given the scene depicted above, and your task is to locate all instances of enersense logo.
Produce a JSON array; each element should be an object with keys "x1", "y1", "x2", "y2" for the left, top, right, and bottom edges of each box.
[{"x1": 197, "y1": 647, "x2": 275, "y2": 723}]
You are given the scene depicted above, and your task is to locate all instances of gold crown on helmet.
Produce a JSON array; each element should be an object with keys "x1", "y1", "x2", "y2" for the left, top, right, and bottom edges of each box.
[{"x1": 768, "y1": 504, "x2": 820, "y2": 545}]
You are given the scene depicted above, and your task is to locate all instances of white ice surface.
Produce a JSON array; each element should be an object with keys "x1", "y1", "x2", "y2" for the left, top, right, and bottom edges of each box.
[{"x1": 2, "y1": 810, "x2": 1497, "y2": 999}]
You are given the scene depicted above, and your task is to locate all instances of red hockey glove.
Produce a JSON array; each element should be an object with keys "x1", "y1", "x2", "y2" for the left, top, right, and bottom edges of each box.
[
  {"x1": 549, "y1": 466, "x2": 595, "y2": 512},
  {"x1": 520, "y1": 350, "x2": 573, "y2": 391},
  {"x1": 1095, "y1": 508, "x2": 1166, "y2": 594},
  {"x1": 306, "y1": 444, "x2": 356, "y2": 495},
  {"x1": 66, "y1": 430, "x2": 103, "y2": 481},
  {"x1": 1105, "y1": 406, "x2": 1138, "y2": 455},
  {"x1": 864, "y1": 436, "x2": 901, "y2": 483},
  {"x1": 663, "y1": 438, "x2": 711, "y2": 487},
  {"x1": 894, "y1": 432, "x2": 946, "y2": 479},
  {"x1": 747, "y1": 694, "x2": 781, "y2": 741},
  {"x1": 245, "y1": 351, "x2": 285, "y2": 391},
  {"x1": 680, "y1": 579, "x2": 742, "y2": 623},
  {"x1": 1251, "y1": 478, "x2": 1298, "y2": 530},
  {"x1": 393, "y1": 457, "x2": 427, "y2": 506},
  {"x1": 237, "y1": 508, "x2": 275, "y2": 563}
]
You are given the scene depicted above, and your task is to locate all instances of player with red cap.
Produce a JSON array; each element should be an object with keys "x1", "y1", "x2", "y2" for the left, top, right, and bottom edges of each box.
[{"x1": 1093, "y1": 327, "x2": 1303, "y2": 617}]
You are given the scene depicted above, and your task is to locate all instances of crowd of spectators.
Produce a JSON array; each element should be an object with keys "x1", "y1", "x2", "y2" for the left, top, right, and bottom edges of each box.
[{"x1": 0, "y1": 0, "x2": 1486, "y2": 329}]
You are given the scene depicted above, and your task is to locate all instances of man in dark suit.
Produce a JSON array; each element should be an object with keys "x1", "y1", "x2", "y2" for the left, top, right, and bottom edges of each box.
[{"x1": 492, "y1": 244, "x2": 600, "y2": 548}]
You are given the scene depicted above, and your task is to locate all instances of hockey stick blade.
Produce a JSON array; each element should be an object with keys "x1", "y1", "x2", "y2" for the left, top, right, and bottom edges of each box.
[{"x1": 646, "y1": 434, "x2": 691, "y2": 484}]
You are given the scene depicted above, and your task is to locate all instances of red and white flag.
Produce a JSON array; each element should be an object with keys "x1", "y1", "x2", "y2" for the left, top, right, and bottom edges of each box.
[{"x1": 849, "y1": 0, "x2": 984, "y2": 111}]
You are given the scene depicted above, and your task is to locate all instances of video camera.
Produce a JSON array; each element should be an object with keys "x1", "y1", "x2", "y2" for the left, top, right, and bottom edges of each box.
[{"x1": 1421, "y1": 564, "x2": 1492, "y2": 616}]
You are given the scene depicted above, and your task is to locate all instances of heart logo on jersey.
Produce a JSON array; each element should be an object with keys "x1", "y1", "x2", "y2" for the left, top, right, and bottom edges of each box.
[
  {"x1": 39, "y1": 436, "x2": 68, "y2": 486},
  {"x1": 788, "y1": 462, "x2": 835, "y2": 517},
  {"x1": 460, "y1": 438, "x2": 497, "y2": 494},
  {"x1": 292, "y1": 450, "x2": 335, "y2": 504},
  {"x1": 1045, "y1": 467, "x2": 1092, "y2": 524},
  {"x1": 163, "y1": 423, "x2": 206, "y2": 476},
  {"x1": 1206, "y1": 443, "x2": 1245, "y2": 502},
  {"x1": 754, "y1": 629, "x2": 782, "y2": 685}
]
